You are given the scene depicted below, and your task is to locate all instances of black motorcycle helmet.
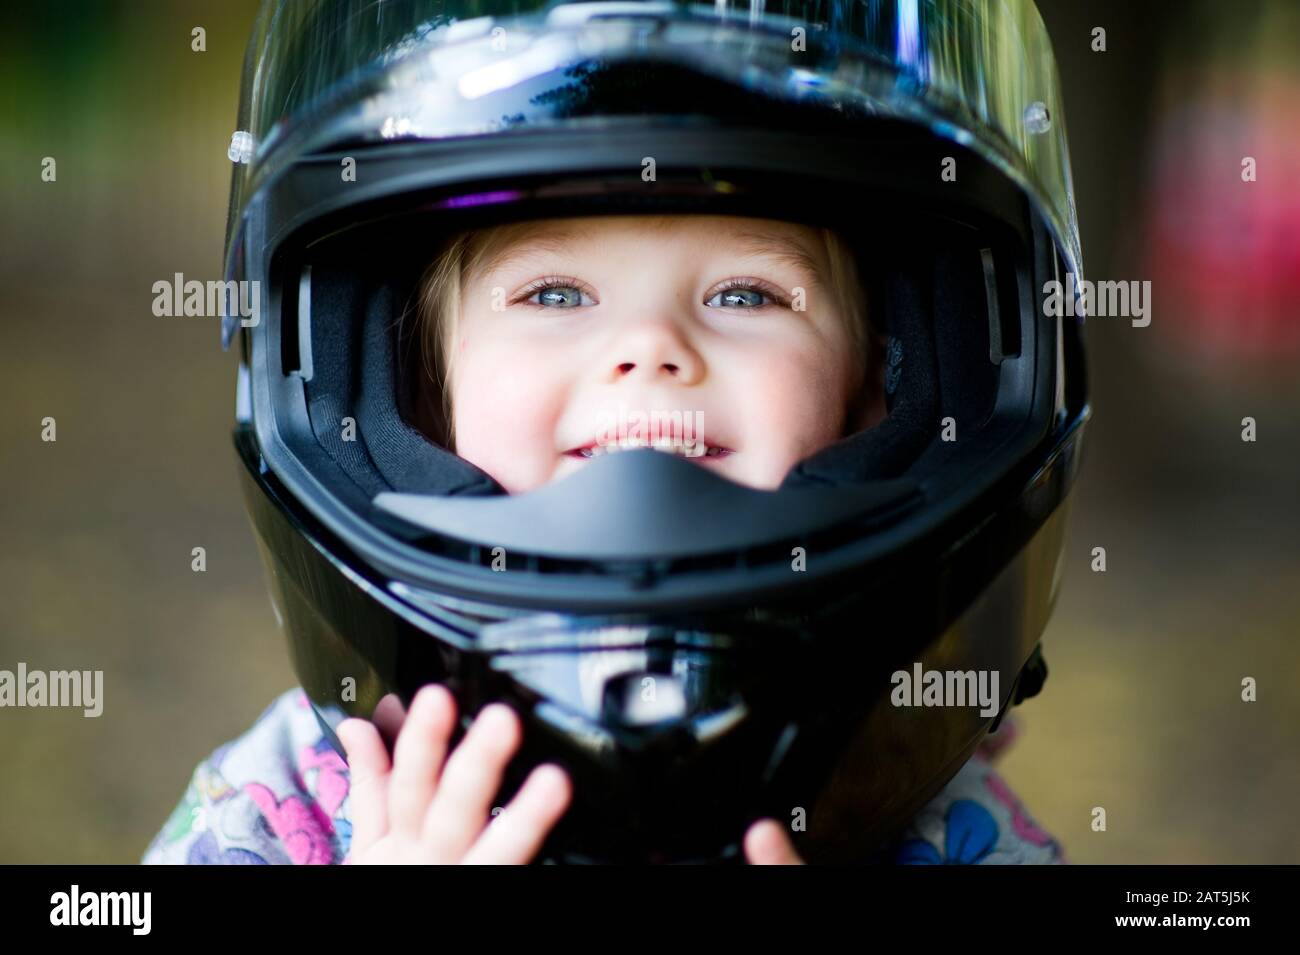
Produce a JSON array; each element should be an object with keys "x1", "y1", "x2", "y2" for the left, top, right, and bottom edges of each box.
[{"x1": 224, "y1": 0, "x2": 1088, "y2": 864}]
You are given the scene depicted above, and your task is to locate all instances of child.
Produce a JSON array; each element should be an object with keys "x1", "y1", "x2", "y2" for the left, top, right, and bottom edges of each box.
[{"x1": 143, "y1": 214, "x2": 1067, "y2": 865}]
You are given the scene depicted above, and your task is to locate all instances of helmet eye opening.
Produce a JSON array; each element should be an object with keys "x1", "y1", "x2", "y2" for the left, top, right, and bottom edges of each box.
[{"x1": 267, "y1": 181, "x2": 1043, "y2": 504}]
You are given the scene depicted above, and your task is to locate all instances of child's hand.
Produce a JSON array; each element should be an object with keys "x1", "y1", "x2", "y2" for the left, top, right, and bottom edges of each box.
[
  {"x1": 744, "y1": 818, "x2": 806, "y2": 864},
  {"x1": 336, "y1": 684, "x2": 571, "y2": 864}
]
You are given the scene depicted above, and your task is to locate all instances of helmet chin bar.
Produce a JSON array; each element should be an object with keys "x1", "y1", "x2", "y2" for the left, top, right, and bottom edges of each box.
[{"x1": 239, "y1": 418, "x2": 1081, "y2": 863}]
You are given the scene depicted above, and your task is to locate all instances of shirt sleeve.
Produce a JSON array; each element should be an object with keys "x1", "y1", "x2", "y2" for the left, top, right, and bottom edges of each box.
[{"x1": 141, "y1": 688, "x2": 353, "y2": 865}]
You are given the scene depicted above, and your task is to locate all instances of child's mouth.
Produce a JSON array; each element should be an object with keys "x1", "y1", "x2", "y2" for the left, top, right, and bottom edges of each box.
[{"x1": 564, "y1": 437, "x2": 733, "y2": 460}]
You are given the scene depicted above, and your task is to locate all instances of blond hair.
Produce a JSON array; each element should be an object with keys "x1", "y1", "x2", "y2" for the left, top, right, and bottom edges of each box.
[{"x1": 414, "y1": 220, "x2": 869, "y2": 450}]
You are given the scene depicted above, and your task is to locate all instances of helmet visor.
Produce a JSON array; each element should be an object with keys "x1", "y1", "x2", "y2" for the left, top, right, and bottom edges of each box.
[{"x1": 230, "y1": 0, "x2": 1081, "y2": 282}]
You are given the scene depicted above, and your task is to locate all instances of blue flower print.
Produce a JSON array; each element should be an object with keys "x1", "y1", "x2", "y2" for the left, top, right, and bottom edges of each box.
[{"x1": 895, "y1": 799, "x2": 1000, "y2": 865}]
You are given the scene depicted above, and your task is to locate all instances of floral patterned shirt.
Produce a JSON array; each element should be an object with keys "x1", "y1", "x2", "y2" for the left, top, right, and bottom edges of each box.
[{"x1": 141, "y1": 687, "x2": 1067, "y2": 865}]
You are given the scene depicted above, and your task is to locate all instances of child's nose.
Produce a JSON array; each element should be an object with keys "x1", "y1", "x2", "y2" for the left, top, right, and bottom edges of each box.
[{"x1": 608, "y1": 319, "x2": 704, "y2": 386}]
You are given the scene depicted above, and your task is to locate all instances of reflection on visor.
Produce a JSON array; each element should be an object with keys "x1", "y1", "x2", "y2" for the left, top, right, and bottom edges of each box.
[{"x1": 475, "y1": 613, "x2": 748, "y2": 736}]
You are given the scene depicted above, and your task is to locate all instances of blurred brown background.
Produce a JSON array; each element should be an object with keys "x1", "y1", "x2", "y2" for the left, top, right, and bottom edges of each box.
[{"x1": 0, "y1": 0, "x2": 1296, "y2": 863}]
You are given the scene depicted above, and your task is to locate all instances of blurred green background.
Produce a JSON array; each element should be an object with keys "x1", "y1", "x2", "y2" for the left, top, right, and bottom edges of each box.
[{"x1": 0, "y1": 0, "x2": 1296, "y2": 863}]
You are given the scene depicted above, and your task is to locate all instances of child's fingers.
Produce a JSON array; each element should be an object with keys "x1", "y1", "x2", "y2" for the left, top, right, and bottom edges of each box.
[
  {"x1": 370, "y1": 691, "x2": 409, "y2": 752},
  {"x1": 460, "y1": 763, "x2": 573, "y2": 865},
  {"x1": 744, "y1": 818, "x2": 805, "y2": 865},
  {"x1": 420, "y1": 702, "x2": 521, "y2": 860},
  {"x1": 388, "y1": 684, "x2": 457, "y2": 837},
  {"x1": 336, "y1": 718, "x2": 390, "y2": 857}
]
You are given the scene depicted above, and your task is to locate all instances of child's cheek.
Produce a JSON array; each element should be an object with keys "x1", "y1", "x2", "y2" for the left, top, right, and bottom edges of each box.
[
  {"x1": 750, "y1": 349, "x2": 847, "y2": 450},
  {"x1": 452, "y1": 344, "x2": 568, "y2": 490}
]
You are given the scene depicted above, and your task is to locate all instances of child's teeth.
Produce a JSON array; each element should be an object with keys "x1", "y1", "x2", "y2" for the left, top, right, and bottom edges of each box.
[{"x1": 579, "y1": 439, "x2": 716, "y2": 458}]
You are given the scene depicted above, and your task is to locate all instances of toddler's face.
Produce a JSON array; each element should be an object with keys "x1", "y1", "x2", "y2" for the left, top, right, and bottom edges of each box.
[{"x1": 448, "y1": 215, "x2": 865, "y2": 494}]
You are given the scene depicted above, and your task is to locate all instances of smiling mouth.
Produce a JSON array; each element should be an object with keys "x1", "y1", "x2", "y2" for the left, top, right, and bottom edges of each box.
[{"x1": 564, "y1": 436, "x2": 734, "y2": 459}]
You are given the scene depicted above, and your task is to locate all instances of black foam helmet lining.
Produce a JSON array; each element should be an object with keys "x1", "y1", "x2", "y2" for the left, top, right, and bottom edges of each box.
[
  {"x1": 300, "y1": 232, "x2": 1000, "y2": 503},
  {"x1": 305, "y1": 261, "x2": 505, "y2": 499},
  {"x1": 783, "y1": 240, "x2": 1001, "y2": 486}
]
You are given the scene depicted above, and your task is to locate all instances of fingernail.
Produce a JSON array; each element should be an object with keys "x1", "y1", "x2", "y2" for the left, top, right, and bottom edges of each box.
[
  {"x1": 416, "y1": 684, "x2": 446, "y2": 712},
  {"x1": 480, "y1": 703, "x2": 514, "y2": 729},
  {"x1": 536, "y1": 764, "x2": 568, "y2": 792}
]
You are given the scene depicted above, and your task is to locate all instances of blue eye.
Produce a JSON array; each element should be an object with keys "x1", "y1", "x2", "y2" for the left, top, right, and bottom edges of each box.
[
  {"x1": 524, "y1": 281, "x2": 595, "y2": 308},
  {"x1": 707, "y1": 287, "x2": 767, "y2": 308},
  {"x1": 705, "y1": 280, "x2": 787, "y2": 309}
]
